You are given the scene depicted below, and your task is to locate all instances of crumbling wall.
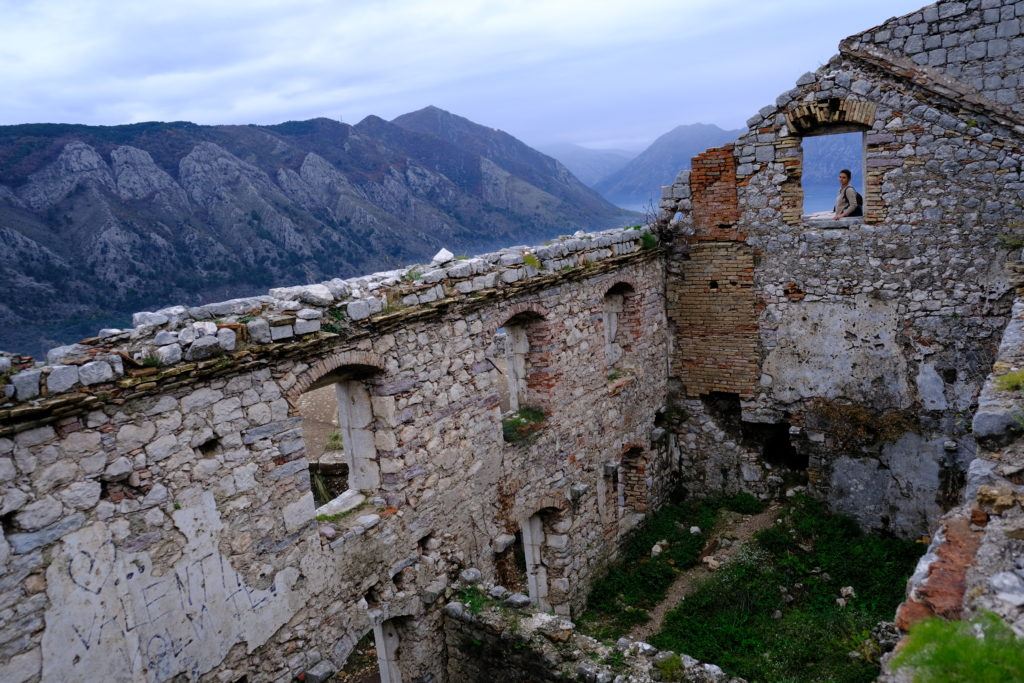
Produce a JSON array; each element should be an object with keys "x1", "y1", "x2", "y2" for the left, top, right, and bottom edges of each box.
[
  {"x1": 662, "y1": 0, "x2": 1024, "y2": 535},
  {"x1": 441, "y1": 593, "x2": 736, "y2": 683},
  {"x1": 0, "y1": 228, "x2": 669, "y2": 682},
  {"x1": 882, "y1": 293, "x2": 1024, "y2": 679}
]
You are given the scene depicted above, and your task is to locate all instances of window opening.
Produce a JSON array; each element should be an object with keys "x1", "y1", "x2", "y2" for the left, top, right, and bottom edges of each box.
[
  {"x1": 297, "y1": 364, "x2": 386, "y2": 518},
  {"x1": 801, "y1": 131, "x2": 864, "y2": 221}
]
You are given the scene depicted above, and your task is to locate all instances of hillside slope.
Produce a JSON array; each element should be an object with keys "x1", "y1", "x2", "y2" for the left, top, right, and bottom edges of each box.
[{"x1": 0, "y1": 109, "x2": 635, "y2": 355}]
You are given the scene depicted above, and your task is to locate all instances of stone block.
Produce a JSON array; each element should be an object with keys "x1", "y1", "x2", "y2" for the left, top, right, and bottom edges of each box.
[
  {"x1": 294, "y1": 318, "x2": 320, "y2": 335},
  {"x1": 156, "y1": 343, "x2": 182, "y2": 365},
  {"x1": 270, "y1": 324, "x2": 294, "y2": 341},
  {"x1": 247, "y1": 318, "x2": 271, "y2": 343},
  {"x1": 78, "y1": 361, "x2": 113, "y2": 386},
  {"x1": 11, "y1": 369, "x2": 41, "y2": 400},
  {"x1": 347, "y1": 300, "x2": 371, "y2": 321},
  {"x1": 283, "y1": 492, "x2": 315, "y2": 532}
]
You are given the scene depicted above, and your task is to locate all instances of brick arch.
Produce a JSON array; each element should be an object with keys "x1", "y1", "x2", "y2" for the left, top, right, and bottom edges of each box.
[
  {"x1": 602, "y1": 275, "x2": 638, "y2": 297},
  {"x1": 513, "y1": 492, "x2": 569, "y2": 523},
  {"x1": 286, "y1": 350, "x2": 386, "y2": 404},
  {"x1": 489, "y1": 301, "x2": 549, "y2": 336},
  {"x1": 784, "y1": 98, "x2": 877, "y2": 135}
]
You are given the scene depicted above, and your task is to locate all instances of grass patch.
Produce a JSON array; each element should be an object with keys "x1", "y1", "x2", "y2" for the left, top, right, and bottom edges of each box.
[
  {"x1": 502, "y1": 406, "x2": 546, "y2": 444},
  {"x1": 523, "y1": 253, "x2": 542, "y2": 269},
  {"x1": 140, "y1": 354, "x2": 161, "y2": 368},
  {"x1": 458, "y1": 586, "x2": 491, "y2": 614},
  {"x1": 321, "y1": 308, "x2": 347, "y2": 334},
  {"x1": 996, "y1": 369, "x2": 1024, "y2": 392},
  {"x1": 720, "y1": 491, "x2": 765, "y2": 515},
  {"x1": 640, "y1": 232, "x2": 658, "y2": 250},
  {"x1": 650, "y1": 495, "x2": 923, "y2": 683},
  {"x1": 891, "y1": 611, "x2": 1024, "y2": 683},
  {"x1": 998, "y1": 233, "x2": 1024, "y2": 251},
  {"x1": 607, "y1": 368, "x2": 626, "y2": 382},
  {"x1": 325, "y1": 430, "x2": 344, "y2": 451},
  {"x1": 655, "y1": 653, "x2": 685, "y2": 681},
  {"x1": 402, "y1": 267, "x2": 423, "y2": 282},
  {"x1": 314, "y1": 505, "x2": 361, "y2": 524},
  {"x1": 577, "y1": 498, "x2": 719, "y2": 640}
]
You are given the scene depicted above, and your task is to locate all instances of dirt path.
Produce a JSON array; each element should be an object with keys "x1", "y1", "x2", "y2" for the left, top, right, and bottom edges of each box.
[{"x1": 628, "y1": 503, "x2": 781, "y2": 642}]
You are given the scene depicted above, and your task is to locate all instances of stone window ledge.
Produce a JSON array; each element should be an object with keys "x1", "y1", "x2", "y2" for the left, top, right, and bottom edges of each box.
[{"x1": 801, "y1": 216, "x2": 864, "y2": 229}]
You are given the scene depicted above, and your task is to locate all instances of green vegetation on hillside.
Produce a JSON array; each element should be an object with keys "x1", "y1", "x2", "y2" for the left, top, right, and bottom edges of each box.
[{"x1": 891, "y1": 611, "x2": 1024, "y2": 683}]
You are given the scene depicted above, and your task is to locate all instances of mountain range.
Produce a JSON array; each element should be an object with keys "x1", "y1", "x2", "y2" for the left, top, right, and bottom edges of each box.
[
  {"x1": 538, "y1": 143, "x2": 635, "y2": 187},
  {"x1": 591, "y1": 123, "x2": 742, "y2": 210},
  {"x1": 0, "y1": 107, "x2": 635, "y2": 357}
]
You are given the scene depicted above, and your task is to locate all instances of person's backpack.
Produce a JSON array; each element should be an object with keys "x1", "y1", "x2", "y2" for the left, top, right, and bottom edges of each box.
[{"x1": 845, "y1": 186, "x2": 863, "y2": 217}]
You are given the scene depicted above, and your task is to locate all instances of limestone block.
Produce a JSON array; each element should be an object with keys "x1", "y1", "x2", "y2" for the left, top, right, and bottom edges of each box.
[
  {"x1": 59, "y1": 481, "x2": 102, "y2": 510},
  {"x1": 45, "y1": 365, "x2": 78, "y2": 394},
  {"x1": 11, "y1": 369, "x2": 41, "y2": 400},
  {"x1": 35, "y1": 460, "x2": 78, "y2": 492},
  {"x1": 15, "y1": 496, "x2": 63, "y2": 531},
  {"x1": 283, "y1": 492, "x2": 315, "y2": 532},
  {"x1": 153, "y1": 330, "x2": 177, "y2": 346},
  {"x1": 103, "y1": 456, "x2": 133, "y2": 481},
  {"x1": 347, "y1": 300, "x2": 371, "y2": 320},
  {"x1": 132, "y1": 311, "x2": 169, "y2": 327},
  {"x1": 156, "y1": 343, "x2": 182, "y2": 365},
  {"x1": 295, "y1": 318, "x2": 320, "y2": 335},
  {"x1": 79, "y1": 361, "x2": 114, "y2": 386},
  {"x1": 46, "y1": 344, "x2": 90, "y2": 364},
  {"x1": 247, "y1": 318, "x2": 272, "y2": 343},
  {"x1": 216, "y1": 328, "x2": 236, "y2": 351},
  {"x1": 270, "y1": 324, "x2": 294, "y2": 341},
  {"x1": 432, "y1": 247, "x2": 454, "y2": 265}
]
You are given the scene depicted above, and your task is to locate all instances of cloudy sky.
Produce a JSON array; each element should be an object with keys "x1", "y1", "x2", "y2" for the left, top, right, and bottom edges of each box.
[{"x1": 1, "y1": 0, "x2": 923, "y2": 150}]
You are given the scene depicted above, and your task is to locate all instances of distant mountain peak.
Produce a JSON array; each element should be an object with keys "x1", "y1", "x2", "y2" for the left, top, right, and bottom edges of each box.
[{"x1": 593, "y1": 122, "x2": 743, "y2": 209}]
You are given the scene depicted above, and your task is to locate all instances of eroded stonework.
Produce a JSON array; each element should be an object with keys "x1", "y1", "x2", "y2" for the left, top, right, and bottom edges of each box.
[{"x1": 4, "y1": 1, "x2": 1024, "y2": 680}]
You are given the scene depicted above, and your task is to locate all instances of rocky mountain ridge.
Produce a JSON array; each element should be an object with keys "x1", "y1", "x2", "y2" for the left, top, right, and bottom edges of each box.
[{"x1": 0, "y1": 109, "x2": 634, "y2": 356}]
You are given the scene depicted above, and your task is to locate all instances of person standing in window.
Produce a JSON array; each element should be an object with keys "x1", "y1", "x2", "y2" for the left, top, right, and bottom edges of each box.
[{"x1": 833, "y1": 169, "x2": 863, "y2": 219}]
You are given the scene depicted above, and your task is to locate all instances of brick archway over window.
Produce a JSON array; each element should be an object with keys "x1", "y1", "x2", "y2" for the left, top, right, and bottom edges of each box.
[
  {"x1": 286, "y1": 350, "x2": 386, "y2": 405},
  {"x1": 784, "y1": 98, "x2": 877, "y2": 135}
]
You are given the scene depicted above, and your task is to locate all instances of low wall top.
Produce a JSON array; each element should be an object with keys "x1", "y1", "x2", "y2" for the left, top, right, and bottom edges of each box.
[{"x1": 0, "y1": 225, "x2": 655, "y2": 420}]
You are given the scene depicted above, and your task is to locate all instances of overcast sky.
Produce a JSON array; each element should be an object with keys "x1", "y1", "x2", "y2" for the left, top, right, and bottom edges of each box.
[{"x1": 1, "y1": 0, "x2": 923, "y2": 150}]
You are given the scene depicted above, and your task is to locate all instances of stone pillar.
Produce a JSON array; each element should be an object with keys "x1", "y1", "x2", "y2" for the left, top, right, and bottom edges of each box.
[
  {"x1": 336, "y1": 380, "x2": 380, "y2": 490},
  {"x1": 374, "y1": 619, "x2": 402, "y2": 683},
  {"x1": 521, "y1": 513, "x2": 550, "y2": 611}
]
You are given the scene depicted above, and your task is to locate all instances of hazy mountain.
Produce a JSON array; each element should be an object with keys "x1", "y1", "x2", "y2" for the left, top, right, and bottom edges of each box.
[
  {"x1": 801, "y1": 132, "x2": 863, "y2": 184},
  {"x1": 538, "y1": 143, "x2": 635, "y2": 187},
  {"x1": 0, "y1": 107, "x2": 635, "y2": 356},
  {"x1": 595, "y1": 123, "x2": 743, "y2": 210}
]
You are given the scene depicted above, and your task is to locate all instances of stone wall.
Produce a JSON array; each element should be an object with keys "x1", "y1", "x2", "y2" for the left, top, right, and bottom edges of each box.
[
  {"x1": 844, "y1": 0, "x2": 1024, "y2": 117},
  {"x1": 882, "y1": 291, "x2": 1024, "y2": 679},
  {"x1": 661, "y1": 0, "x2": 1024, "y2": 535},
  {"x1": 441, "y1": 592, "x2": 737, "y2": 683},
  {"x1": 0, "y1": 228, "x2": 671, "y2": 682}
]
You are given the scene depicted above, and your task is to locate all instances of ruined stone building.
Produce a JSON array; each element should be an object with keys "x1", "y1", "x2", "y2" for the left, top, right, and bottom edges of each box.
[{"x1": 3, "y1": 0, "x2": 1024, "y2": 680}]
